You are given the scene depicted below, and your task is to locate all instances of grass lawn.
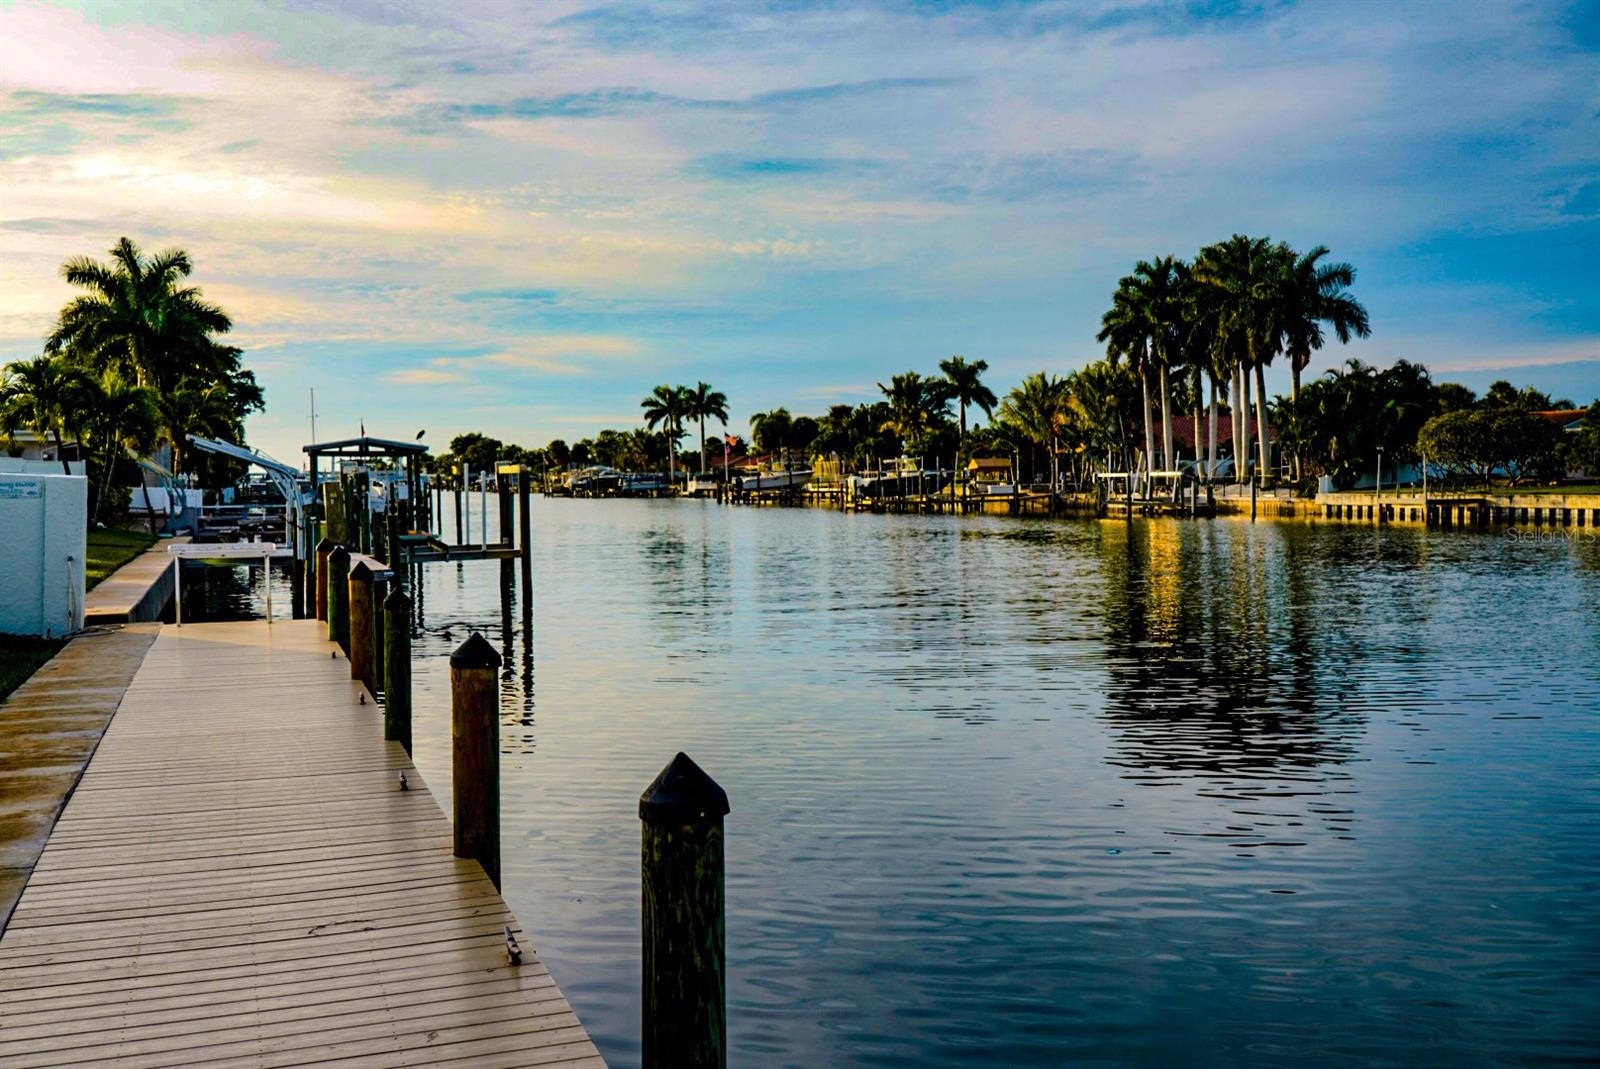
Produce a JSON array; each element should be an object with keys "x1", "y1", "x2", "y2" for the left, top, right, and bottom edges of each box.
[
  {"x1": 86, "y1": 528, "x2": 157, "y2": 590},
  {"x1": 0, "y1": 636, "x2": 65, "y2": 703}
]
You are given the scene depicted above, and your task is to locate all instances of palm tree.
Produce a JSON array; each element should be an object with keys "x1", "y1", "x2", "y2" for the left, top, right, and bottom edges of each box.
[
  {"x1": 1193, "y1": 235, "x2": 1286, "y2": 485},
  {"x1": 157, "y1": 379, "x2": 238, "y2": 476},
  {"x1": 748, "y1": 407, "x2": 793, "y2": 456},
  {"x1": 1094, "y1": 272, "x2": 1158, "y2": 483},
  {"x1": 685, "y1": 381, "x2": 730, "y2": 474},
  {"x1": 1067, "y1": 359, "x2": 1139, "y2": 474},
  {"x1": 877, "y1": 372, "x2": 949, "y2": 450},
  {"x1": 0, "y1": 355, "x2": 90, "y2": 474},
  {"x1": 1279, "y1": 245, "x2": 1370, "y2": 480},
  {"x1": 640, "y1": 383, "x2": 691, "y2": 481},
  {"x1": 938, "y1": 356, "x2": 998, "y2": 442},
  {"x1": 47, "y1": 237, "x2": 235, "y2": 393},
  {"x1": 998, "y1": 372, "x2": 1071, "y2": 494},
  {"x1": 84, "y1": 373, "x2": 158, "y2": 522}
]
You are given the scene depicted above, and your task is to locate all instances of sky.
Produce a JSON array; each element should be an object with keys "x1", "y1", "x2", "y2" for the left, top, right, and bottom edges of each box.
[{"x1": 2, "y1": 0, "x2": 1597, "y2": 463}]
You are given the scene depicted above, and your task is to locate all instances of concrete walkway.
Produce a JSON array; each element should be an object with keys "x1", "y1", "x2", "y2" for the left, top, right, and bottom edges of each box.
[
  {"x1": 0, "y1": 619, "x2": 605, "y2": 1068},
  {"x1": 0, "y1": 624, "x2": 159, "y2": 931},
  {"x1": 83, "y1": 537, "x2": 188, "y2": 625}
]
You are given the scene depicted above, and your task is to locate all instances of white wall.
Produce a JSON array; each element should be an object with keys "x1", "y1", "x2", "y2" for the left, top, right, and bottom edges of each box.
[
  {"x1": 0, "y1": 473, "x2": 87, "y2": 638},
  {"x1": 0, "y1": 458, "x2": 86, "y2": 476}
]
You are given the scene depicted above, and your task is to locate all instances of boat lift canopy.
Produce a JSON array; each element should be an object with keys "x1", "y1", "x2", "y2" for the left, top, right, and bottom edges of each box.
[{"x1": 188, "y1": 435, "x2": 307, "y2": 558}]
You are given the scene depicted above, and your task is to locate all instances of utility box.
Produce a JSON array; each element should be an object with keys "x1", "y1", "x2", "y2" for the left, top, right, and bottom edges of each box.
[{"x1": 0, "y1": 473, "x2": 87, "y2": 638}]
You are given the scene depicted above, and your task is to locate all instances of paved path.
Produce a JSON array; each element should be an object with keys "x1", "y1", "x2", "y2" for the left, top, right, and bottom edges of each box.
[
  {"x1": 83, "y1": 537, "x2": 188, "y2": 625},
  {"x1": 0, "y1": 618, "x2": 605, "y2": 1068}
]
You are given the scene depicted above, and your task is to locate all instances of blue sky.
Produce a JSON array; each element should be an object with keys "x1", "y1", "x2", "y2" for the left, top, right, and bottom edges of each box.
[{"x1": 1, "y1": 0, "x2": 1596, "y2": 461}]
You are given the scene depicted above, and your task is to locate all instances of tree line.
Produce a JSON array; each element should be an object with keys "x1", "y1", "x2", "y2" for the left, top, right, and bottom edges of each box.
[{"x1": 0, "y1": 238, "x2": 261, "y2": 521}]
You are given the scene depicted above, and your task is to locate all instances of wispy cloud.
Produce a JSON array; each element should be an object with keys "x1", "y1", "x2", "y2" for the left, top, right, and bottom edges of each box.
[
  {"x1": 384, "y1": 367, "x2": 466, "y2": 385},
  {"x1": 0, "y1": 0, "x2": 1595, "y2": 460}
]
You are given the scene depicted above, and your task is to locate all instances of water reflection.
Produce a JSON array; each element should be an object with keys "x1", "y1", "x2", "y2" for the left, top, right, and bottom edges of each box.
[{"x1": 240, "y1": 497, "x2": 1600, "y2": 1068}]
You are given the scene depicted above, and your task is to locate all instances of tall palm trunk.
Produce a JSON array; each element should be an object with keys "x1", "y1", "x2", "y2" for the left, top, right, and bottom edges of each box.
[
  {"x1": 1159, "y1": 363, "x2": 1174, "y2": 473},
  {"x1": 1232, "y1": 363, "x2": 1244, "y2": 483},
  {"x1": 53, "y1": 429, "x2": 71, "y2": 475},
  {"x1": 1192, "y1": 367, "x2": 1202, "y2": 486},
  {"x1": 1139, "y1": 363, "x2": 1154, "y2": 493},
  {"x1": 1239, "y1": 360, "x2": 1253, "y2": 484},
  {"x1": 698, "y1": 416, "x2": 707, "y2": 474},
  {"x1": 1254, "y1": 361, "x2": 1271, "y2": 485},
  {"x1": 1207, "y1": 376, "x2": 1219, "y2": 485},
  {"x1": 1290, "y1": 357, "x2": 1303, "y2": 483}
]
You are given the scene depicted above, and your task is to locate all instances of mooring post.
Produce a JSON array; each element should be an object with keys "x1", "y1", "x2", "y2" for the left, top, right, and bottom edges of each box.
[
  {"x1": 349, "y1": 560, "x2": 375, "y2": 689},
  {"x1": 327, "y1": 545, "x2": 350, "y2": 652},
  {"x1": 518, "y1": 468, "x2": 533, "y2": 601},
  {"x1": 451, "y1": 633, "x2": 502, "y2": 889},
  {"x1": 315, "y1": 537, "x2": 334, "y2": 621},
  {"x1": 454, "y1": 469, "x2": 464, "y2": 543},
  {"x1": 640, "y1": 752, "x2": 730, "y2": 1069},
  {"x1": 1250, "y1": 475, "x2": 1258, "y2": 522},
  {"x1": 383, "y1": 585, "x2": 413, "y2": 755},
  {"x1": 371, "y1": 569, "x2": 387, "y2": 694}
]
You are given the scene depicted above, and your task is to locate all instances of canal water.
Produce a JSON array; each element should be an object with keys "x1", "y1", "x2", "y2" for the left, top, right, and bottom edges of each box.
[{"x1": 197, "y1": 498, "x2": 1600, "y2": 1067}]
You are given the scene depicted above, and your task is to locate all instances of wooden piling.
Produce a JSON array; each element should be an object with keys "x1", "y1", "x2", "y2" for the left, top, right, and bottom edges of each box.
[
  {"x1": 348, "y1": 560, "x2": 375, "y2": 689},
  {"x1": 371, "y1": 570, "x2": 387, "y2": 694},
  {"x1": 327, "y1": 545, "x2": 350, "y2": 652},
  {"x1": 640, "y1": 751, "x2": 730, "y2": 1069},
  {"x1": 450, "y1": 632, "x2": 501, "y2": 889},
  {"x1": 315, "y1": 537, "x2": 333, "y2": 621},
  {"x1": 383, "y1": 584, "x2": 412, "y2": 755},
  {"x1": 518, "y1": 469, "x2": 533, "y2": 602}
]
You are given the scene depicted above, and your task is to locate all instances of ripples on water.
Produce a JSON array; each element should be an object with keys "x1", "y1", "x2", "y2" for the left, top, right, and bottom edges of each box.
[{"x1": 194, "y1": 500, "x2": 1600, "y2": 1067}]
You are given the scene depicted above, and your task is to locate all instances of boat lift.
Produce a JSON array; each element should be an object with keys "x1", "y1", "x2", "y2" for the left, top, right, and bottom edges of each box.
[{"x1": 188, "y1": 435, "x2": 308, "y2": 559}]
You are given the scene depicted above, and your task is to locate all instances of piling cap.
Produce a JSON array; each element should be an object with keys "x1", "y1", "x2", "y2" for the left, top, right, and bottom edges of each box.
[
  {"x1": 350, "y1": 559, "x2": 374, "y2": 581},
  {"x1": 315, "y1": 537, "x2": 334, "y2": 552},
  {"x1": 329, "y1": 544, "x2": 350, "y2": 565},
  {"x1": 639, "y1": 752, "x2": 730, "y2": 824},
  {"x1": 383, "y1": 584, "x2": 411, "y2": 610},
  {"x1": 450, "y1": 631, "x2": 501, "y2": 670}
]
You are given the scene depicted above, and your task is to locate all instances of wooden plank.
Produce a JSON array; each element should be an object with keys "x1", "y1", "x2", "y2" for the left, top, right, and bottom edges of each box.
[{"x1": 0, "y1": 619, "x2": 605, "y2": 1068}]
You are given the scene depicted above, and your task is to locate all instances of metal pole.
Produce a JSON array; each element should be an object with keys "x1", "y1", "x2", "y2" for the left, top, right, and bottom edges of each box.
[
  {"x1": 264, "y1": 550, "x2": 272, "y2": 623},
  {"x1": 172, "y1": 557, "x2": 182, "y2": 626}
]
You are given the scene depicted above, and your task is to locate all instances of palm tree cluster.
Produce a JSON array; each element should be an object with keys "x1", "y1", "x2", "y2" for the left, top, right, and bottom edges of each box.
[
  {"x1": 640, "y1": 381, "x2": 729, "y2": 479},
  {"x1": 2, "y1": 238, "x2": 259, "y2": 521},
  {"x1": 1098, "y1": 235, "x2": 1370, "y2": 487}
]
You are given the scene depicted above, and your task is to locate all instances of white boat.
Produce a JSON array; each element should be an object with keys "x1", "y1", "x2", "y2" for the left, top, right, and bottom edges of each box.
[
  {"x1": 567, "y1": 466, "x2": 622, "y2": 492},
  {"x1": 686, "y1": 472, "x2": 720, "y2": 496},
  {"x1": 854, "y1": 457, "x2": 950, "y2": 499},
  {"x1": 737, "y1": 466, "x2": 812, "y2": 493},
  {"x1": 619, "y1": 472, "x2": 670, "y2": 495}
]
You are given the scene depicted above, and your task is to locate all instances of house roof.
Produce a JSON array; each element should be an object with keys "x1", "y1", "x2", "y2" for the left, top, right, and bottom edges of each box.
[
  {"x1": 1534, "y1": 408, "x2": 1588, "y2": 430},
  {"x1": 1163, "y1": 412, "x2": 1274, "y2": 452}
]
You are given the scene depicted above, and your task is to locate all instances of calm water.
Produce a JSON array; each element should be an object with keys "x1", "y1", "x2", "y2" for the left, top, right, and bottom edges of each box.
[{"x1": 200, "y1": 499, "x2": 1600, "y2": 1067}]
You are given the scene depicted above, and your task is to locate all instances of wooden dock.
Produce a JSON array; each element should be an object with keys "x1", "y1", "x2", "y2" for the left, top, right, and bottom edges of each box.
[{"x1": 0, "y1": 618, "x2": 605, "y2": 1069}]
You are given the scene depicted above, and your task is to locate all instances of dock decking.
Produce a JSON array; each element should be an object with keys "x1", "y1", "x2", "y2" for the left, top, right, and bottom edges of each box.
[{"x1": 0, "y1": 618, "x2": 605, "y2": 1069}]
